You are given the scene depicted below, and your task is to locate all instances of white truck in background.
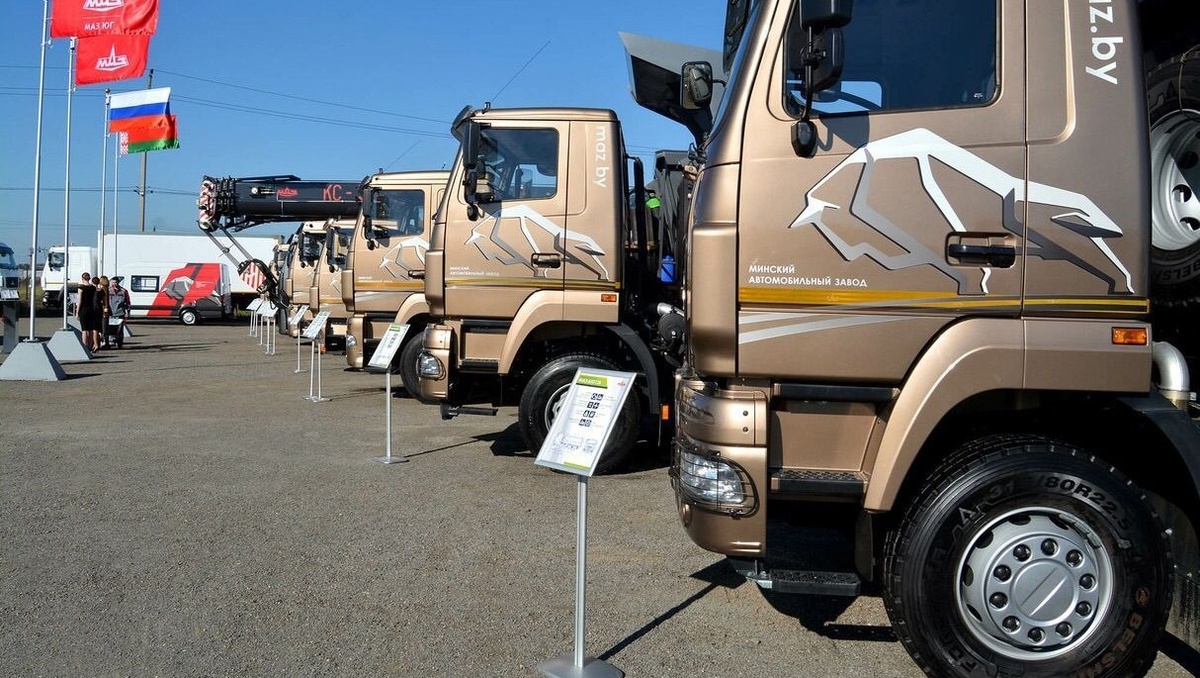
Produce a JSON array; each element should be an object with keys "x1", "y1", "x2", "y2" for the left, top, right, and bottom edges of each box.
[
  {"x1": 42, "y1": 232, "x2": 280, "y2": 324},
  {"x1": 40, "y1": 245, "x2": 98, "y2": 309}
]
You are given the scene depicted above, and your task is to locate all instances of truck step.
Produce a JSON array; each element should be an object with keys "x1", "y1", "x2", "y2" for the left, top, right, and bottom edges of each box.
[
  {"x1": 767, "y1": 569, "x2": 862, "y2": 596},
  {"x1": 770, "y1": 469, "x2": 866, "y2": 501},
  {"x1": 729, "y1": 557, "x2": 862, "y2": 596},
  {"x1": 440, "y1": 403, "x2": 499, "y2": 420}
]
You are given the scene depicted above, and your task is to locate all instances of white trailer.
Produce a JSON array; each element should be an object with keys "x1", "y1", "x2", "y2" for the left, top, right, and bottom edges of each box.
[{"x1": 95, "y1": 232, "x2": 279, "y2": 324}]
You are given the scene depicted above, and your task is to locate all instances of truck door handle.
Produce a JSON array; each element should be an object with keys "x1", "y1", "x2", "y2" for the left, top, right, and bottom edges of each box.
[
  {"x1": 947, "y1": 243, "x2": 1016, "y2": 268},
  {"x1": 531, "y1": 253, "x2": 562, "y2": 269},
  {"x1": 410, "y1": 269, "x2": 425, "y2": 280}
]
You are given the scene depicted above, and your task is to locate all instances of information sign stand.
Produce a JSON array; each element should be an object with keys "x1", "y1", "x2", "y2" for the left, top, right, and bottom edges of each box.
[
  {"x1": 366, "y1": 323, "x2": 410, "y2": 464},
  {"x1": 302, "y1": 310, "x2": 332, "y2": 402},
  {"x1": 289, "y1": 304, "x2": 310, "y2": 373},
  {"x1": 258, "y1": 303, "x2": 277, "y2": 355},
  {"x1": 534, "y1": 368, "x2": 636, "y2": 678},
  {"x1": 246, "y1": 298, "x2": 264, "y2": 337}
]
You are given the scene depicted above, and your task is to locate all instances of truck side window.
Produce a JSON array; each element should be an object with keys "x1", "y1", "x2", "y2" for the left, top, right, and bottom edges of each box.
[
  {"x1": 785, "y1": 0, "x2": 998, "y2": 116},
  {"x1": 374, "y1": 190, "x2": 425, "y2": 237},
  {"x1": 479, "y1": 128, "x2": 558, "y2": 201}
]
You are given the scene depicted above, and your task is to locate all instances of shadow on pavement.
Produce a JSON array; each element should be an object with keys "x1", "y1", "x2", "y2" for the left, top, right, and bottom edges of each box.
[{"x1": 599, "y1": 560, "x2": 746, "y2": 661}]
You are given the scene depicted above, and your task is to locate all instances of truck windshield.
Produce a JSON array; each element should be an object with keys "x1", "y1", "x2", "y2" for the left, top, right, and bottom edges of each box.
[
  {"x1": 0, "y1": 248, "x2": 17, "y2": 271},
  {"x1": 47, "y1": 250, "x2": 64, "y2": 270}
]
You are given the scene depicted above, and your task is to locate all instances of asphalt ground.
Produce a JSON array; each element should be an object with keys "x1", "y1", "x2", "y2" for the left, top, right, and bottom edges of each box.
[{"x1": 1, "y1": 319, "x2": 1197, "y2": 677}]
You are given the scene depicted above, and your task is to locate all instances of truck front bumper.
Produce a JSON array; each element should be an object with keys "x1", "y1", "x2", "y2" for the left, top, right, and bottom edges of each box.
[
  {"x1": 417, "y1": 324, "x2": 453, "y2": 402},
  {"x1": 670, "y1": 377, "x2": 769, "y2": 557}
]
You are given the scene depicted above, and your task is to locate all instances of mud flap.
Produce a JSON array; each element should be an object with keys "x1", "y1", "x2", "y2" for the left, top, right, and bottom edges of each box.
[{"x1": 1119, "y1": 393, "x2": 1200, "y2": 651}]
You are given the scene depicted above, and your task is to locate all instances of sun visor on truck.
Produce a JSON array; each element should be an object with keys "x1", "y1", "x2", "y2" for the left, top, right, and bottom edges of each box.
[{"x1": 620, "y1": 32, "x2": 726, "y2": 145}]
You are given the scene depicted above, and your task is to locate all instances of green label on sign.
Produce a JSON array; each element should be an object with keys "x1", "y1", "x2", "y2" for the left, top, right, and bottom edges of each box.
[{"x1": 576, "y1": 374, "x2": 607, "y2": 388}]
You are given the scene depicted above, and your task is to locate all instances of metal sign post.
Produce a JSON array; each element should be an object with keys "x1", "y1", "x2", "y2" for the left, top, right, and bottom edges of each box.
[
  {"x1": 246, "y1": 297, "x2": 263, "y2": 337},
  {"x1": 366, "y1": 324, "x2": 410, "y2": 464},
  {"x1": 302, "y1": 310, "x2": 332, "y2": 402},
  {"x1": 289, "y1": 304, "x2": 309, "y2": 373},
  {"x1": 534, "y1": 368, "x2": 636, "y2": 678},
  {"x1": 258, "y1": 303, "x2": 277, "y2": 355}
]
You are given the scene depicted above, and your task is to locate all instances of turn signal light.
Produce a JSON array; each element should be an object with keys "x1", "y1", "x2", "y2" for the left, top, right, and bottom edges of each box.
[
  {"x1": 1111, "y1": 327, "x2": 1148, "y2": 346},
  {"x1": 601, "y1": 293, "x2": 617, "y2": 303}
]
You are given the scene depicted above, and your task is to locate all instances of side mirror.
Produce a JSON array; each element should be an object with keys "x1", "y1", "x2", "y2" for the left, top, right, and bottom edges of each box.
[
  {"x1": 801, "y1": 0, "x2": 853, "y2": 30},
  {"x1": 680, "y1": 61, "x2": 714, "y2": 110},
  {"x1": 804, "y1": 27, "x2": 845, "y2": 95}
]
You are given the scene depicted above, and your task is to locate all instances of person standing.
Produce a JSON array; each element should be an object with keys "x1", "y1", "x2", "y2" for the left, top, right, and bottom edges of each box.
[
  {"x1": 107, "y1": 276, "x2": 131, "y2": 348},
  {"x1": 76, "y1": 272, "x2": 100, "y2": 352},
  {"x1": 94, "y1": 276, "x2": 111, "y2": 348}
]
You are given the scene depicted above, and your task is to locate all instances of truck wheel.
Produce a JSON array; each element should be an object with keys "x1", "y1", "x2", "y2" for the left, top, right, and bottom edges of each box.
[
  {"x1": 883, "y1": 435, "x2": 1171, "y2": 678},
  {"x1": 1148, "y1": 50, "x2": 1200, "y2": 305},
  {"x1": 179, "y1": 308, "x2": 200, "y2": 326},
  {"x1": 395, "y1": 332, "x2": 435, "y2": 404},
  {"x1": 518, "y1": 353, "x2": 641, "y2": 474}
]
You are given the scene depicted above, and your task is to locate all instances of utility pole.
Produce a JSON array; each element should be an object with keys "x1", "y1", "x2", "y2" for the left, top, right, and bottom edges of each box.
[{"x1": 138, "y1": 69, "x2": 152, "y2": 232}]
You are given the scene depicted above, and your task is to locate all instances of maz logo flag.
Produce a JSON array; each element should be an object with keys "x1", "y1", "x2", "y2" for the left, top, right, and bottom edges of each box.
[
  {"x1": 51, "y1": 0, "x2": 160, "y2": 39},
  {"x1": 75, "y1": 33, "x2": 150, "y2": 85}
]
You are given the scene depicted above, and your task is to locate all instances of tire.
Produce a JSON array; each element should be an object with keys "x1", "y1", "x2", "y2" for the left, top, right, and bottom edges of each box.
[
  {"x1": 1147, "y1": 49, "x2": 1200, "y2": 305},
  {"x1": 395, "y1": 331, "x2": 435, "y2": 404},
  {"x1": 517, "y1": 352, "x2": 641, "y2": 475},
  {"x1": 883, "y1": 435, "x2": 1172, "y2": 678},
  {"x1": 179, "y1": 308, "x2": 200, "y2": 326}
]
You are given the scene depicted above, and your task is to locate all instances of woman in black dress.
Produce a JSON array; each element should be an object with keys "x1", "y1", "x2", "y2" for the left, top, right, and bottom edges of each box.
[{"x1": 76, "y1": 272, "x2": 100, "y2": 351}]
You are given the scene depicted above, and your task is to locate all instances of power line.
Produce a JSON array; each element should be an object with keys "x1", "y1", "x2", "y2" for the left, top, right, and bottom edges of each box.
[
  {"x1": 153, "y1": 68, "x2": 448, "y2": 126},
  {"x1": 490, "y1": 41, "x2": 551, "y2": 103}
]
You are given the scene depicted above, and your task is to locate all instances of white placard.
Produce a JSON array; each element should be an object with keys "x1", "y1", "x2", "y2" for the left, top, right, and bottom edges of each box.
[
  {"x1": 301, "y1": 309, "x2": 332, "y2": 340},
  {"x1": 246, "y1": 298, "x2": 265, "y2": 311},
  {"x1": 0, "y1": 290, "x2": 19, "y2": 300},
  {"x1": 534, "y1": 368, "x2": 637, "y2": 476},
  {"x1": 288, "y1": 304, "x2": 310, "y2": 327},
  {"x1": 366, "y1": 323, "x2": 410, "y2": 371},
  {"x1": 256, "y1": 302, "x2": 277, "y2": 317}
]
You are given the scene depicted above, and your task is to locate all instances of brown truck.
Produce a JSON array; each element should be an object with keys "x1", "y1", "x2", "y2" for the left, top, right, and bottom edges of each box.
[
  {"x1": 417, "y1": 106, "x2": 690, "y2": 473},
  {"x1": 340, "y1": 170, "x2": 449, "y2": 387},
  {"x1": 669, "y1": 0, "x2": 1200, "y2": 676},
  {"x1": 304, "y1": 217, "x2": 355, "y2": 347}
]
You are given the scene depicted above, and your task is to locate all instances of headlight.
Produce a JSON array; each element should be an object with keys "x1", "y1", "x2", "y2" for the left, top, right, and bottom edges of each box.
[
  {"x1": 417, "y1": 351, "x2": 444, "y2": 379},
  {"x1": 675, "y1": 444, "x2": 754, "y2": 514}
]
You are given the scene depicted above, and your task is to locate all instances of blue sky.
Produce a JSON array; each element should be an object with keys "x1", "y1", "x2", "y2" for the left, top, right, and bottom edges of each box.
[{"x1": 0, "y1": 1, "x2": 721, "y2": 264}]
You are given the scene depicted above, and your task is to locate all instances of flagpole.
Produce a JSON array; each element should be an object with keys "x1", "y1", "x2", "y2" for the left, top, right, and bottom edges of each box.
[
  {"x1": 100, "y1": 90, "x2": 109, "y2": 279},
  {"x1": 139, "y1": 70, "x2": 152, "y2": 233},
  {"x1": 113, "y1": 131, "x2": 120, "y2": 276},
  {"x1": 61, "y1": 38, "x2": 75, "y2": 331},
  {"x1": 26, "y1": 0, "x2": 50, "y2": 342}
]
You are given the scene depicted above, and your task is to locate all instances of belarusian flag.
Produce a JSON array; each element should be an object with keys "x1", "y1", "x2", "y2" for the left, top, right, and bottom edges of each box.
[{"x1": 123, "y1": 114, "x2": 179, "y2": 153}]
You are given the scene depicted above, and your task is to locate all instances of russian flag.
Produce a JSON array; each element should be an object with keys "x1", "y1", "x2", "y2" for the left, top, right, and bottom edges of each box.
[{"x1": 108, "y1": 87, "x2": 171, "y2": 133}]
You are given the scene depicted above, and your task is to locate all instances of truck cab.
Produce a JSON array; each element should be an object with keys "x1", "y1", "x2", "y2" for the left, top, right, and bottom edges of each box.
[
  {"x1": 341, "y1": 170, "x2": 448, "y2": 383},
  {"x1": 669, "y1": 0, "x2": 1200, "y2": 675},
  {"x1": 281, "y1": 221, "x2": 327, "y2": 338},
  {"x1": 418, "y1": 106, "x2": 688, "y2": 473},
  {"x1": 307, "y1": 217, "x2": 355, "y2": 349}
]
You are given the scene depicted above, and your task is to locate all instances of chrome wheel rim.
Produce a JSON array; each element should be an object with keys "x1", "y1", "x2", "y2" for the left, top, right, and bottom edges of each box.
[
  {"x1": 955, "y1": 507, "x2": 1113, "y2": 661},
  {"x1": 1150, "y1": 110, "x2": 1200, "y2": 252}
]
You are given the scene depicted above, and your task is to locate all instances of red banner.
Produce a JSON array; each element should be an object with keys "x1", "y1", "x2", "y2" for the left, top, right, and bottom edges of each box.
[
  {"x1": 75, "y1": 33, "x2": 150, "y2": 85},
  {"x1": 51, "y1": 0, "x2": 160, "y2": 39}
]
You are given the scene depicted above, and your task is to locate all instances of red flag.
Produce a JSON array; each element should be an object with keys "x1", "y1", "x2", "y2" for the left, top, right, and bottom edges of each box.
[
  {"x1": 51, "y1": 0, "x2": 160, "y2": 39},
  {"x1": 75, "y1": 34, "x2": 150, "y2": 85},
  {"x1": 124, "y1": 115, "x2": 179, "y2": 153}
]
